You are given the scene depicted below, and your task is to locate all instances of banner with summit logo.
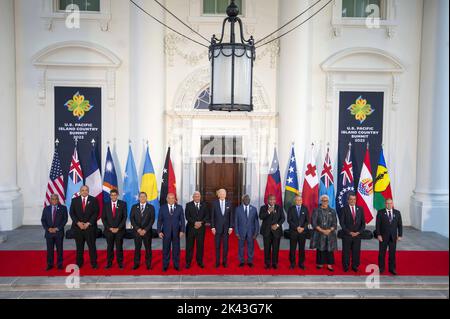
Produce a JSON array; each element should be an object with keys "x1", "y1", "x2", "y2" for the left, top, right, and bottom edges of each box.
[
  {"x1": 55, "y1": 86, "x2": 102, "y2": 191},
  {"x1": 337, "y1": 91, "x2": 384, "y2": 195}
]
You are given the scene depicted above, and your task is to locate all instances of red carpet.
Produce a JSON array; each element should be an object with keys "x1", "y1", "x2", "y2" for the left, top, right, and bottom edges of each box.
[{"x1": 0, "y1": 232, "x2": 448, "y2": 277}]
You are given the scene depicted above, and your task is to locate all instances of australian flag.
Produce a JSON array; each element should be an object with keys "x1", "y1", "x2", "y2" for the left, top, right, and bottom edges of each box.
[{"x1": 336, "y1": 143, "x2": 355, "y2": 219}]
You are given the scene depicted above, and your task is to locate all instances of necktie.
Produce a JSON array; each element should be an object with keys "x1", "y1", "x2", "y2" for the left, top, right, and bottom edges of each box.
[
  {"x1": 351, "y1": 206, "x2": 356, "y2": 223},
  {"x1": 52, "y1": 206, "x2": 56, "y2": 225},
  {"x1": 196, "y1": 203, "x2": 200, "y2": 211},
  {"x1": 245, "y1": 206, "x2": 249, "y2": 219},
  {"x1": 112, "y1": 203, "x2": 116, "y2": 219},
  {"x1": 170, "y1": 205, "x2": 174, "y2": 215},
  {"x1": 82, "y1": 197, "x2": 86, "y2": 212},
  {"x1": 297, "y1": 206, "x2": 300, "y2": 219},
  {"x1": 140, "y1": 205, "x2": 144, "y2": 217},
  {"x1": 388, "y1": 210, "x2": 392, "y2": 222}
]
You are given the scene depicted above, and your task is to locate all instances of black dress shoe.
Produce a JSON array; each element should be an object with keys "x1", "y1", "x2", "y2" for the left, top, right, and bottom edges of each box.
[
  {"x1": 92, "y1": 264, "x2": 98, "y2": 270},
  {"x1": 77, "y1": 264, "x2": 83, "y2": 269},
  {"x1": 248, "y1": 263, "x2": 254, "y2": 268},
  {"x1": 299, "y1": 264, "x2": 305, "y2": 270},
  {"x1": 185, "y1": 264, "x2": 191, "y2": 269},
  {"x1": 163, "y1": 267, "x2": 168, "y2": 272},
  {"x1": 215, "y1": 263, "x2": 220, "y2": 268},
  {"x1": 239, "y1": 263, "x2": 245, "y2": 267},
  {"x1": 174, "y1": 266, "x2": 180, "y2": 271},
  {"x1": 343, "y1": 267, "x2": 349, "y2": 272},
  {"x1": 198, "y1": 263, "x2": 205, "y2": 268},
  {"x1": 57, "y1": 265, "x2": 63, "y2": 270},
  {"x1": 352, "y1": 267, "x2": 359, "y2": 273},
  {"x1": 264, "y1": 265, "x2": 270, "y2": 270},
  {"x1": 46, "y1": 265, "x2": 54, "y2": 271},
  {"x1": 146, "y1": 265, "x2": 152, "y2": 270},
  {"x1": 132, "y1": 264, "x2": 140, "y2": 270},
  {"x1": 316, "y1": 265, "x2": 323, "y2": 269},
  {"x1": 379, "y1": 268, "x2": 385, "y2": 274},
  {"x1": 105, "y1": 264, "x2": 112, "y2": 270},
  {"x1": 389, "y1": 270, "x2": 397, "y2": 276},
  {"x1": 272, "y1": 264, "x2": 278, "y2": 270},
  {"x1": 118, "y1": 264, "x2": 124, "y2": 270},
  {"x1": 222, "y1": 263, "x2": 228, "y2": 268},
  {"x1": 289, "y1": 265, "x2": 295, "y2": 270}
]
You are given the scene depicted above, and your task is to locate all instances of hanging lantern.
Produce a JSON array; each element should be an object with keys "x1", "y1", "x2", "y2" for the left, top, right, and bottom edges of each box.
[{"x1": 209, "y1": 0, "x2": 255, "y2": 112}]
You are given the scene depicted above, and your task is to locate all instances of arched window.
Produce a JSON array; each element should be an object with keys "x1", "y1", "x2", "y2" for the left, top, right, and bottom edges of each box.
[{"x1": 194, "y1": 87, "x2": 211, "y2": 110}]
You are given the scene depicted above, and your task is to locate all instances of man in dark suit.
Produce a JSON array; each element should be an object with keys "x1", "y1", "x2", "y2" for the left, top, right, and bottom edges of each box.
[
  {"x1": 376, "y1": 198, "x2": 403, "y2": 275},
  {"x1": 69, "y1": 185, "x2": 99, "y2": 269},
  {"x1": 101, "y1": 189, "x2": 127, "y2": 269},
  {"x1": 259, "y1": 194, "x2": 285, "y2": 269},
  {"x1": 235, "y1": 194, "x2": 259, "y2": 268},
  {"x1": 130, "y1": 192, "x2": 155, "y2": 270},
  {"x1": 340, "y1": 193, "x2": 366, "y2": 272},
  {"x1": 41, "y1": 194, "x2": 68, "y2": 271},
  {"x1": 287, "y1": 194, "x2": 309, "y2": 270},
  {"x1": 185, "y1": 191, "x2": 209, "y2": 269},
  {"x1": 158, "y1": 193, "x2": 186, "y2": 271},
  {"x1": 211, "y1": 189, "x2": 234, "y2": 268}
]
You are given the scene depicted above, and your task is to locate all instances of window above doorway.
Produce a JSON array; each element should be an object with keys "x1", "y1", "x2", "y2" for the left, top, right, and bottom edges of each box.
[{"x1": 202, "y1": 0, "x2": 245, "y2": 16}]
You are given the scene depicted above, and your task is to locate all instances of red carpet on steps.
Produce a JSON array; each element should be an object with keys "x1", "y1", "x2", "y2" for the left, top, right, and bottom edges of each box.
[{"x1": 0, "y1": 232, "x2": 448, "y2": 277}]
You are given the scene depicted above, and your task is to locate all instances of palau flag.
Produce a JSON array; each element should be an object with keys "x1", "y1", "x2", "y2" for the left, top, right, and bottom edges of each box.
[
  {"x1": 102, "y1": 146, "x2": 118, "y2": 203},
  {"x1": 374, "y1": 147, "x2": 393, "y2": 211},
  {"x1": 65, "y1": 147, "x2": 84, "y2": 211},
  {"x1": 264, "y1": 148, "x2": 283, "y2": 207},
  {"x1": 283, "y1": 144, "x2": 300, "y2": 213},
  {"x1": 140, "y1": 146, "x2": 160, "y2": 222},
  {"x1": 319, "y1": 147, "x2": 336, "y2": 209},
  {"x1": 123, "y1": 146, "x2": 139, "y2": 218}
]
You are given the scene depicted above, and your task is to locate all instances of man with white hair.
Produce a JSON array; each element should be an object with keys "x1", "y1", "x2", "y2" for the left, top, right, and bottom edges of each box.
[
  {"x1": 185, "y1": 191, "x2": 209, "y2": 269},
  {"x1": 211, "y1": 189, "x2": 234, "y2": 268}
]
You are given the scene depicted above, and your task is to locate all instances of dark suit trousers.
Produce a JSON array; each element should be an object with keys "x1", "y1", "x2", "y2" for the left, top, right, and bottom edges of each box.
[
  {"x1": 46, "y1": 235, "x2": 64, "y2": 267},
  {"x1": 289, "y1": 232, "x2": 306, "y2": 266},
  {"x1": 215, "y1": 231, "x2": 229, "y2": 264},
  {"x1": 263, "y1": 232, "x2": 280, "y2": 266},
  {"x1": 104, "y1": 230, "x2": 124, "y2": 265},
  {"x1": 134, "y1": 233, "x2": 152, "y2": 267},
  {"x1": 342, "y1": 236, "x2": 362, "y2": 269},
  {"x1": 74, "y1": 227, "x2": 97, "y2": 267},
  {"x1": 162, "y1": 233, "x2": 181, "y2": 268},
  {"x1": 185, "y1": 226, "x2": 205, "y2": 265},
  {"x1": 238, "y1": 234, "x2": 255, "y2": 263},
  {"x1": 378, "y1": 238, "x2": 397, "y2": 271}
]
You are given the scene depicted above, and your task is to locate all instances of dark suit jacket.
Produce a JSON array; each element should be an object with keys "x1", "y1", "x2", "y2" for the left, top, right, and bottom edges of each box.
[
  {"x1": 287, "y1": 205, "x2": 309, "y2": 233},
  {"x1": 340, "y1": 205, "x2": 366, "y2": 237},
  {"x1": 376, "y1": 208, "x2": 403, "y2": 242},
  {"x1": 157, "y1": 204, "x2": 186, "y2": 236},
  {"x1": 235, "y1": 205, "x2": 259, "y2": 238},
  {"x1": 210, "y1": 199, "x2": 234, "y2": 234},
  {"x1": 259, "y1": 204, "x2": 284, "y2": 238},
  {"x1": 130, "y1": 203, "x2": 155, "y2": 234},
  {"x1": 41, "y1": 204, "x2": 68, "y2": 238},
  {"x1": 70, "y1": 196, "x2": 99, "y2": 230},
  {"x1": 185, "y1": 201, "x2": 209, "y2": 229},
  {"x1": 102, "y1": 200, "x2": 127, "y2": 232}
]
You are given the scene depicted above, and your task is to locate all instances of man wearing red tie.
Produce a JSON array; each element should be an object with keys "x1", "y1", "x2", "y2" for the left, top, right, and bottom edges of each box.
[
  {"x1": 101, "y1": 189, "x2": 127, "y2": 269},
  {"x1": 41, "y1": 194, "x2": 68, "y2": 271},
  {"x1": 340, "y1": 193, "x2": 365, "y2": 272},
  {"x1": 69, "y1": 185, "x2": 99, "y2": 269}
]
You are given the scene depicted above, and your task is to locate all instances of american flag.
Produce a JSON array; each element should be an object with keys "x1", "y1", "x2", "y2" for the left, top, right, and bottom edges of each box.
[
  {"x1": 44, "y1": 149, "x2": 66, "y2": 206},
  {"x1": 320, "y1": 148, "x2": 334, "y2": 188}
]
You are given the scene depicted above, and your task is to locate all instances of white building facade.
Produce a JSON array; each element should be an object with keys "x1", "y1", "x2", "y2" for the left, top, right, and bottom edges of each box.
[{"x1": 0, "y1": 0, "x2": 448, "y2": 237}]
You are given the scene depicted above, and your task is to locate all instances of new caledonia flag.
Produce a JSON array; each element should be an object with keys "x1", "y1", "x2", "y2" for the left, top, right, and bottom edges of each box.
[
  {"x1": 160, "y1": 147, "x2": 177, "y2": 206},
  {"x1": 374, "y1": 147, "x2": 393, "y2": 210},
  {"x1": 264, "y1": 148, "x2": 283, "y2": 207},
  {"x1": 283, "y1": 144, "x2": 300, "y2": 213}
]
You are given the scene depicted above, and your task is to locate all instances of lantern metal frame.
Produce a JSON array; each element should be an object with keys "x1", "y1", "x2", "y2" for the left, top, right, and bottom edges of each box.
[{"x1": 209, "y1": 0, "x2": 256, "y2": 112}]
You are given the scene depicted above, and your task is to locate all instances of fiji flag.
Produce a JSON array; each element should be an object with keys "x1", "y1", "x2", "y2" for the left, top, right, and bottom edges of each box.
[
  {"x1": 123, "y1": 146, "x2": 139, "y2": 218},
  {"x1": 319, "y1": 147, "x2": 336, "y2": 209},
  {"x1": 102, "y1": 146, "x2": 118, "y2": 203},
  {"x1": 140, "y1": 146, "x2": 160, "y2": 222},
  {"x1": 264, "y1": 148, "x2": 283, "y2": 207},
  {"x1": 65, "y1": 147, "x2": 84, "y2": 211}
]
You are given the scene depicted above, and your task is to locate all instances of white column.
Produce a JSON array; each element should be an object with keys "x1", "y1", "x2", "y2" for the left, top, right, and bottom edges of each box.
[
  {"x1": 129, "y1": 0, "x2": 166, "y2": 175},
  {"x1": 411, "y1": 0, "x2": 449, "y2": 237},
  {"x1": 277, "y1": 0, "x2": 313, "y2": 179},
  {"x1": 0, "y1": 0, "x2": 23, "y2": 230}
]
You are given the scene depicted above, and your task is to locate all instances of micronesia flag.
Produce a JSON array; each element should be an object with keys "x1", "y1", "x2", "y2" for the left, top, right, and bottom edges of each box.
[
  {"x1": 140, "y1": 145, "x2": 160, "y2": 222},
  {"x1": 65, "y1": 147, "x2": 84, "y2": 211},
  {"x1": 102, "y1": 146, "x2": 118, "y2": 203},
  {"x1": 319, "y1": 147, "x2": 336, "y2": 209},
  {"x1": 85, "y1": 146, "x2": 103, "y2": 218},
  {"x1": 123, "y1": 145, "x2": 139, "y2": 218}
]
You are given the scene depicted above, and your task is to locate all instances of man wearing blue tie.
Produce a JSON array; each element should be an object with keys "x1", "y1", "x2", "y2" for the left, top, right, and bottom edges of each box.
[
  {"x1": 211, "y1": 189, "x2": 234, "y2": 268},
  {"x1": 41, "y1": 194, "x2": 68, "y2": 271},
  {"x1": 158, "y1": 193, "x2": 186, "y2": 272},
  {"x1": 235, "y1": 194, "x2": 259, "y2": 268},
  {"x1": 287, "y1": 194, "x2": 309, "y2": 270}
]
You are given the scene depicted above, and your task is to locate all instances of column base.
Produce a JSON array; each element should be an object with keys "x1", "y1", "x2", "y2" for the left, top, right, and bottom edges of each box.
[
  {"x1": 0, "y1": 187, "x2": 23, "y2": 231},
  {"x1": 410, "y1": 191, "x2": 449, "y2": 238}
]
